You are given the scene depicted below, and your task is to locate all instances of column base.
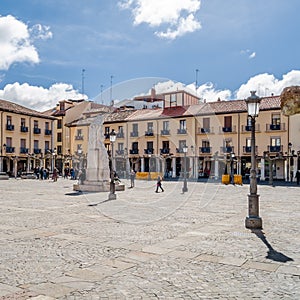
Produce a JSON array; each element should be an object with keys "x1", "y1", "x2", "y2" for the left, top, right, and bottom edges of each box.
[
  {"x1": 108, "y1": 193, "x2": 117, "y2": 200},
  {"x1": 245, "y1": 216, "x2": 262, "y2": 229}
]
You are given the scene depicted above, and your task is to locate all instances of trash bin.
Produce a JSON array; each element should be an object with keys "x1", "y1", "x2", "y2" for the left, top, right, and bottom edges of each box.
[
  {"x1": 222, "y1": 174, "x2": 230, "y2": 185},
  {"x1": 234, "y1": 174, "x2": 242, "y2": 185}
]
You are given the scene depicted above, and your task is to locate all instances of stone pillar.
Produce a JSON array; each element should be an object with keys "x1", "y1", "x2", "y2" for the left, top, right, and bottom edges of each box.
[
  {"x1": 260, "y1": 158, "x2": 265, "y2": 181},
  {"x1": 172, "y1": 157, "x2": 176, "y2": 178},
  {"x1": 193, "y1": 156, "x2": 198, "y2": 179},
  {"x1": 126, "y1": 157, "x2": 130, "y2": 178},
  {"x1": 156, "y1": 157, "x2": 160, "y2": 172},
  {"x1": 141, "y1": 157, "x2": 145, "y2": 172},
  {"x1": 284, "y1": 159, "x2": 288, "y2": 181},
  {"x1": 161, "y1": 158, "x2": 165, "y2": 176},
  {"x1": 27, "y1": 156, "x2": 30, "y2": 173},
  {"x1": 214, "y1": 158, "x2": 219, "y2": 180}
]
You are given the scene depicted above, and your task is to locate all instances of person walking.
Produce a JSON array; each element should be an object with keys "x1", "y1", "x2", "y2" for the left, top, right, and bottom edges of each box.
[
  {"x1": 155, "y1": 175, "x2": 164, "y2": 193},
  {"x1": 52, "y1": 168, "x2": 58, "y2": 182},
  {"x1": 295, "y1": 170, "x2": 300, "y2": 185},
  {"x1": 130, "y1": 169, "x2": 135, "y2": 188}
]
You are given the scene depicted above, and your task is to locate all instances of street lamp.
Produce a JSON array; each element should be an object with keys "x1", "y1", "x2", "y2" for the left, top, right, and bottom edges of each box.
[
  {"x1": 230, "y1": 152, "x2": 236, "y2": 184},
  {"x1": 245, "y1": 91, "x2": 262, "y2": 229},
  {"x1": 148, "y1": 154, "x2": 151, "y2": 181},
  {"x1": 108, "y1": 129, "x2": 117, "y2": 200},
  {"x1": 182, "y1": 145, "x2": 188, "y2": 193}
]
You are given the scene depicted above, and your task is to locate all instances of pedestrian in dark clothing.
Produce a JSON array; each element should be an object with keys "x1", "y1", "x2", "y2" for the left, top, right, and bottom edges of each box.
[
  {"x1": 296, "y1": 170, "x2": 300, "y2": 185},
  {"x1": 130, "y1": 169, "x2": 135, "y2": 188},
  {"x1": 155, "y1": 175, "x2": 164, "y2": 193}
]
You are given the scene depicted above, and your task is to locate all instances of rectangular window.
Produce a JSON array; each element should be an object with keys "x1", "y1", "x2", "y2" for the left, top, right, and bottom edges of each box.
[
  {"x1": 132, "y1": 142, "x2": 138, "y2": 150},
  {"x1": 57, "y1": 119, "x2": 62, "y2": 129},
  {"x1": 162, "y1": 141, "x2": 169, "y2": 149},
  {"x1": 246, "y1": 138, "x2": 251, "y2": 147},
  {"x1": 163, "y1": 121, "x2": 169, "y2": 131},
  {"x1": 147, "y1": 122, "x2": 153, "y2": 132},
  {"x1": 77, "y1": 129, "x2": 82, "y2": 136},
  {"x1": 202, "y1": 140, "x2": 210, "y2": 148},
  {"x1": 147, "y1": 141, "x2": 153, "y2": 150},
  {"x1": 179, "y1": 140, "x2": 186, "y2": 149},
  {"x1": 45, "y1": 141, "x2": 50, "y2": 151},
  {"x1": 203, "y1": 118, "x2": 210, "y2": 129},
  {"x1": 132, "y1": 123, "x2": 138, "y2": 133},
  {"x1": 57, "y1": 145, "x2": 62, "y2": 154},
  {"x1": 118, "y1": 126, "x2": 123, "y2": 133},
  {"x1": 20, "y1": 139, "x2": 26, "y2": 148},
  {"x1": 271, "y1": 137, "x2": 281, "y2": 146},
  {"x1": 224, "y1": 116, "x2": 232, "y2": 128},
  {"x1": 34, "y1": 120, "x2": 39, "y2": 128},
  {"x1": 6, "y1": 116, "x2": 12, "y2": 125},
  {"x1": 21, "y1": 118, "x2": 26, "y2": 127},
  {"x1": 45, "y1": 122, "x2": 49, "y2": 130},
  {"x1": 179, "y1": 120, "x2": 186, "y2": 130},
  {"x1": 118, "y1": 143, "x2": 124, "y2": 151},
  {"x1": 57, "y1": 132, "x2": 62, "y2": 142},
  {"x1": 105, "y1": 126, "x2": 110, "y2": 135},
  {"x1": 6, "y1": 137, "x2": 12, "y2": 147},
  {"x1": 272, "y1": 114, "x2": 280, "y2": 125},
  {"x1": 34, "y1": 140, "x2": 39, "y2": 149}
]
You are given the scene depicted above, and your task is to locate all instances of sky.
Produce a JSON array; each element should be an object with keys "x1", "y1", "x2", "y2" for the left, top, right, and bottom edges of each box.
[{"x1": 1, "y1": 0, "x2": 300, "y2": 111}]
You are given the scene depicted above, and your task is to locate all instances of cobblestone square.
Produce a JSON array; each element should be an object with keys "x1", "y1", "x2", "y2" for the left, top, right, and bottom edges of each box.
[{"x1": 0, "y1": 178, "x2": 299, "y2": 299}]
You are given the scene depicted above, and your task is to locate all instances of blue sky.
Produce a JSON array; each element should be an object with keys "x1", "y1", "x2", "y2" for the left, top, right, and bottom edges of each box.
[{"x1": 1, "y1": 0, "x2": 300, "y2": 110}]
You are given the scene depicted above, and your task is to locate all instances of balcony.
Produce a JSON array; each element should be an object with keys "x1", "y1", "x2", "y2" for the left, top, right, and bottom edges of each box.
[
  {"x1": 116, "y1": 132, "x2": 124, "y2": 138},
  {"x1": 75, "y1": 135, "x2": 84, "y2": 140},
  {"x1": 20, "y1": 126, "x2": 28, "y2": 132},
  {"x1": 160, "y1": 148, "x2": 170, "y2": 155},
  {"x1": 129, "y1": 149, "x2": 139, "y2": 155},
  {"x1": 44, "y1": 129, "x2": 52, "y2": 135},
  {"x1": 198, "y1": 127, "x2": 212, "y2": 134},
  {"x1": 20, "y1": 147, "x2": 29, "y2": 154},
  {"x1": 144, "y1": 148, "x2": 154, "y2": 155},
  {"x1": 177, "y1": 129, "x2": 187, "y2": 134},
  {"x1": 130, "y1": 131, "x2": 139, "y2": 137},
  {"x1": 221, "y1": 146, "x2": 234, "y2": 153},
  {"x1": 243, "y1": 146, "x2": 258, "y2": 153},
  {"x1": 266, "y1": 123, "x2": 285, "y2": 131},
  {"x1": 33, "y1": 128, "x2": 41, "y2": 134},
  {"x1": 268, "y1": 145, "x2": 283, "y2": 153},
  {"x1": 200, "y1": 147, "x2": 211, "y2": 154},
  {"x1": 6, "y1": 124, "x2": 14, "y2": 131},
  {"x1": 116, "y1": 149, "x2": 125, "y2": 155},
  {"x1": 6, "y1": 146, "x2": 15, "y2": 153},
  {"x1": 34, "y1": 148, "x2": 41, "y2": 154},
  {"x1": 241, "y1": 124, "x2": 260, "y2": 132},
  {"x1": 221, "y1": 126, "x2": 236, "y2": 133},
  {"x1": 161, "y1": 130, "x2": 170, "y2": 135},
  {"x1": 176, "y1": 148, "x2": 185, "y2": 153},
  {"x1": 145, "y1": 131, "x2": 154, "y2": 137}
]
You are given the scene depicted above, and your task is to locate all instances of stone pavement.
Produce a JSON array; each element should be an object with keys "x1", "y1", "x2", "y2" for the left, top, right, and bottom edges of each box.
[{"x1": 0, "y1": 178, "x2": 299, "y2": 299}]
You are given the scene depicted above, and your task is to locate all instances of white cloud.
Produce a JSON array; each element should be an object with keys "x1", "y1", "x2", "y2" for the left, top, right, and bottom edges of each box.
[
  {"x1": 236, "y1": 70, "x2": 300, "y2": 99},
  {"x1": 0, "y1": 82, "x2": 87, "y2": 111},
  {"x1": 0, "y1": 15, "x2": 52, "y2": 70},
  {"x1": 119, "y1": 0, "x2": 201, "y2": 39},
  {"x1": 249, "y1": 52, "x2": 256, "y2": 59},
  {"x1": 240, "y1": 49, "x2": 256, "y2": 60}
]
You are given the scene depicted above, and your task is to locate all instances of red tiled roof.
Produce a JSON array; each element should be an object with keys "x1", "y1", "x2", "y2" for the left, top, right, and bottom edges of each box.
[{"x1": 0, "y1": 99, "x2": 55, "y2": 119}]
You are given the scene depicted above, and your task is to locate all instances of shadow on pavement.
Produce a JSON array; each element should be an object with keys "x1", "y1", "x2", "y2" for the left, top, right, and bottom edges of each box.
[
  {"x1": 65, "y1": 192, "x2": 83, "y2": 196},
  {"x1": 252, "y1": 229, "x2": 293, "y2": 263}
]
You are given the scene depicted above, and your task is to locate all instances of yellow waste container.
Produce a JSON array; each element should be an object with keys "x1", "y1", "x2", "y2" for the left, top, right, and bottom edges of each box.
[
  {"x1": 234, "y1": 174, "x2": 242, "y2": 185},
  {"x1": 222, "y1": 174, "x2": 230, "y2": 185}
]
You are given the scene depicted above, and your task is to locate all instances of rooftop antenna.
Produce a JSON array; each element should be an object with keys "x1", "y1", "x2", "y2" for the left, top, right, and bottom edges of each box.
[
  {"x1": 195, "y1": 69, "x2": 199, "y2": 95},
  {"x1": 110, "y1": 75, "x2": 114, "y2": 106},
  {"x1": 100, "y1": 84, "x2": 104, "y2": 104},
  {"x1": 81, "y1": 69, "x2": 85, "y2": 98}
]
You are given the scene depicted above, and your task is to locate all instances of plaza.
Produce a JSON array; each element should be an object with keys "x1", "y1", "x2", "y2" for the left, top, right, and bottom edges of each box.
[{"x1": 0, "y1": 178, "x2": 299, "y2": 299}]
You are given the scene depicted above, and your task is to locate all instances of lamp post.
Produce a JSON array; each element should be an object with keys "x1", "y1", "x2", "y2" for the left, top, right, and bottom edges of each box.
[
  {"x1": 245, "y1": 91, "x2": 262, "y2": 229},
  {"x1": 148, "y1": 154, "x2": 151, "y2": 181},
  {"x1": 182, "y1": 145, "x2": 188, "y2": 193},
  {"x1": 287, "y1": 142, "x2": 292, "y2": 182},
  {"x1": 230, "y1": 152, "x2": 236, "y2": 184},
  {"x1": 108, "y1": 129, "x2": 116, "y2": 200}
]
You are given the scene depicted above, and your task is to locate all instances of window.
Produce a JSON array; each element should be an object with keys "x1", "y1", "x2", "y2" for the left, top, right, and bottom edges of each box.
[
  {"x1": 271, "y1": 137, "x2": 281, "y2": 146},
  {"x1": 271, "y1": 114, "x2": 280, "y2": 125},
  {"x1": 105, "y1": 126, "x2": 110, "y2": 135},
  {"x1": 57, "y1": 119, "x2": 62, "y2": 129},
  {"x1": 57, "y1": 132, "x2": 62, "y2": 142},
  {"x1": 224, "y1": 116, "x2": 232, "y2": 128},
  {"x1": 118, "y1": 126, "x2": 123, "y2": 133},
  {"x1": 45, "y1": 122, "x2": 49, "y2": 130},
  {"x1": 57, "y1": 146, "x2": 62, "y2": 154},
  {"x1": 34, "y1": 120, "x2": 39, "y2": 128},
  {"x1": 163, "y1": 121, "x2": 169, "y2": 131},
  {"x1": 6, "y1": 137, "x2": 12, "y2": 147},
  {"x1": 202, "y1": 140, "x2": 210, "y2": 148},
  {"x1": 180, "y1": 120, "x2": 186, "y2": 130},
  {"x1": 132, "y1": 123, "x2": 138, "y2": 133},
  {"x1": 118, "y1": 143, "x2": 124, "y2": 151},
  {"x1": 246, "y1": 138, "x2": 251, "y2": 147},
  {"x1": 77, "y1": 129, "x2": 82, "y2": 137},
  {"x1": 59, "y1": 102, "x2": 65, "y2": 111},
  {"x1": 203, "y1": 118, "x2": 210, "y2": 129},
  {"x1": 21, "y1": 118, "x2": 26, "y2": 127},
  {"x1": 20, "y1": 139, "x2": 26, "y2": 148},
  {"x1": 45, "y1": 141, "x2": 50, "y2": 151},
  {"x1": 34, "y1": 140, "x2": 39, "y2": 149},
  {"x1": 6, "y1": 116, "x2": 12, "y2": 125},
  {"x1": 147, "y1": 141, "x2": 153, "y2": 150},
  {"x1": 147, "y1": 122, "x2": 153, "y2": 132},
  {"x1": 132, "y1": 142, "x2": 138, "y2": 150},
  {"x1": 77, "y1": 144, "x2": 82, "y2": 151},
  {"x1": 162, "y1": 141, "x2": 169, "y2": 149},
  {"x1": 179, "y1": 140, "x2": 186, "y2": 149}
]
